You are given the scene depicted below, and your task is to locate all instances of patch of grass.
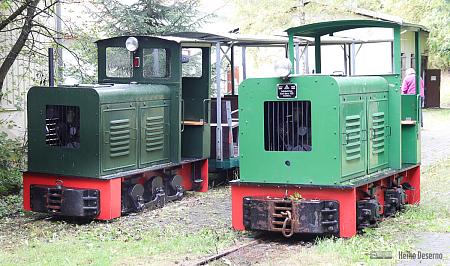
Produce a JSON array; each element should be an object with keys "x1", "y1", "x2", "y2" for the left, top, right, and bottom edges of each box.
[{"x1": 0, "y1": 225, "x2": 239, "y2": 265}]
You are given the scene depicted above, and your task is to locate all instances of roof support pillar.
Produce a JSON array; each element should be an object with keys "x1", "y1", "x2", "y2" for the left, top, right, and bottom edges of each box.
[
  {"x1": 304, "y1": 45, "x2": 309, "y2": 74},
  {"x1": 288, "y1": 34, "x2": 295, "y2": 73},
  {"x1": 414, "y1": 31, "x2": 421, "y2": 95},
  {"x1": 230, "y1": 45, "x2": 235, "y2": 95},
  {"x1": 215, "y1": 42, "x2": 222, "y2": 161},
  {"x1": 343, "y1": 44, "x2": 347, "y2": 75},
  {"x1": 351, "y1": 42, "x2": 356, "y2": 75},
  {"x1": 295, "y1": 43, "x2": 300, "y2": 74},
  {"x1": 242, "y1": 46, "x2": 247, "y2": 80},
  {"x1": 390, "y1": 41, "x2": 394, "y2": 73},
  {"x1": 314, "y1": 35, "x2": 321, "y2": 73}
]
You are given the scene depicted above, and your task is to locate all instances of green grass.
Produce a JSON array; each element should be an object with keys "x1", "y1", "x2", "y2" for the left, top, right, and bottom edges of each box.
[{"x1": 0, "y1": 225, "x2": 239, "y2": 265}]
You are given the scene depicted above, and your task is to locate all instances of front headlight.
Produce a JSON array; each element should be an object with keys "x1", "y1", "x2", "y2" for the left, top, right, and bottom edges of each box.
[
  {"x1": 125, "y1": 37, "x2": 139, "y2": 52},
  {"x1": 274, "y1": 58, "x2": 292, "y2": 78}
]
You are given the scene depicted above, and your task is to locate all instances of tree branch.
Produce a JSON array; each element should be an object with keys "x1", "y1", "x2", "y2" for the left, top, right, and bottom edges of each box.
[
  {"x1": 0, "y1": 0, "x2": 29, "y2": 32},
  {"x1": 0, "y1": 0, "x2": 41, "y2": 98}
]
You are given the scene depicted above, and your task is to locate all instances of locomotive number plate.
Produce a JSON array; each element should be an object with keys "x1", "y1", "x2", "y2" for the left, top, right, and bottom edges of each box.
[{"x1": 277, "y1": 83, "x2": 297, "y2": 99}]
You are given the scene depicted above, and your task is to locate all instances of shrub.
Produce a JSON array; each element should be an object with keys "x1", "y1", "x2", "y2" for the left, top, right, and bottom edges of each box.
[
  {"x1": 0, "y1": 194, "x2": 22, "y2": 217},
  {"x1": 0, "y1": 132, "x2": 26, "y2": 196}
]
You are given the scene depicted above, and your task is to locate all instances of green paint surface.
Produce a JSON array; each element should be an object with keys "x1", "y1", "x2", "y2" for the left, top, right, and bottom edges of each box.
[{"x1": 238, "y1": 75, "x2": 402, "y2": 186}]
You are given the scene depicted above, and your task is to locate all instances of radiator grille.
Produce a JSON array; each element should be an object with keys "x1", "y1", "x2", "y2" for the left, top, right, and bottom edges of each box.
[
  {"x1": 344, "y1": 114, "x2": 362, "y2": 161},
  {"x1": 264, "y1": 101, "x2": 312, "y2": 152},
  {"x1": 145, "y1": 116, "x2": 165, "y2": 152},
  {"x1": 371, "y1": 112, "x2": 385, "y2": 154},
  {"x1": 109, "y1": 119, "x2": 131, "y2": 158},
  {"x1": 45, "y1": 105, "x2": 80, "y2": 148}
]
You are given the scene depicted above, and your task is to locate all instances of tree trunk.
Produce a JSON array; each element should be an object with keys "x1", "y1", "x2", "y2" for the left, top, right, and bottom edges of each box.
[{"x1": 0, "y1": 0, "x2": 40, "y2": 101}]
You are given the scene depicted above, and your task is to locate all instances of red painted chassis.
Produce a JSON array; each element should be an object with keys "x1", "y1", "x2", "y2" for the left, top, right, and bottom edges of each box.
[
  {"x1": 23, "y1": 159, "x2": 209, "y2": 220},
  {"x1": 231, "y1": 165, "x2": 420, "y2": 237}
]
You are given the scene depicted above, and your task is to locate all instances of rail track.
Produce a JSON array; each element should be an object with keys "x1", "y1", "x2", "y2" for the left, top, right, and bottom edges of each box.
[
  {"x1": 188, "y1": 233, "x2": 317, "y2": 265},
  {"x1": 190, "y1": 240, "x2": 261, "y2": 266}
]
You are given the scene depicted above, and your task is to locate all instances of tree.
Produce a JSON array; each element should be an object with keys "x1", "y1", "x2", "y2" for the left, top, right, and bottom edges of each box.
[
  {"x1": 0, "y1": 0, "x2": 78, "y2": 100},
  {"x1": 382, "y1": 0, "x2": 450, "y2": 69},
  {"x1": 92, "y1": 0, "x2": 208, "y2": 36},
  {"x1": 0, "y1": 0, "x2": 41, "y2": 99},
  {"x1": 231, "y1": 0, "x2": 449, "y2": 69},
  {"x1": 60, "y1": 0, "x2": 210, "y2": 83}
]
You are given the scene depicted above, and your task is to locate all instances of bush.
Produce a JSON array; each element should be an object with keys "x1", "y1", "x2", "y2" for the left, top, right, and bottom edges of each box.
[
  {"x1": 0, "y1": 132, "x2": 25, "y2": 196},
  {"x1": 0, "y1": 194, "x2": 22, "y2": 218}
]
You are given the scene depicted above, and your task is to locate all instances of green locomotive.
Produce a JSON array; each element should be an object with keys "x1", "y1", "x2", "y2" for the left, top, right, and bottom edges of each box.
[
  {"x1": 24, "y1": 36, "x2": 211, "y2": 219},
  {"x1": 231, "y1": 20, "x2": 426, "y2": 237}
]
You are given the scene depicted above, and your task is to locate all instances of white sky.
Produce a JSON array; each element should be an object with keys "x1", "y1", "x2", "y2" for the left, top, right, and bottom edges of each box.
[{"x1": 198, "y1": 0, "x2": 236, "y2": 32}]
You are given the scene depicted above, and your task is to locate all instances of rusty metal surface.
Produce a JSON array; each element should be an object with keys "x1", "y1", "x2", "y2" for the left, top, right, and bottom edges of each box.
[{"x1": 243, "y1": 197, "x2": 339, "y2": 237}]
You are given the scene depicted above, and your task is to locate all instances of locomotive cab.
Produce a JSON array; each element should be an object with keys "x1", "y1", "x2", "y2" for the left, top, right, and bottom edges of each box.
[{"x1": 24, "y1": 36, "x2": 212, "y2": 219}]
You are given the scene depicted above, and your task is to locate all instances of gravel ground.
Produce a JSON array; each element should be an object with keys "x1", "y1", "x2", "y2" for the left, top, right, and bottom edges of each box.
[{"x1": 0, "y1": 187, "x2": 234, "y2": 251}]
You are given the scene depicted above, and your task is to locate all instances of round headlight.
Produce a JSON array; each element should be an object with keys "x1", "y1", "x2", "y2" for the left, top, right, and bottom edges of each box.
[
  {"x1": 125, "y1": 37, "x2": 139, "y2": 52},
  {"x1": 274, "y1": 58, "x2": 292, "y2": 78}
]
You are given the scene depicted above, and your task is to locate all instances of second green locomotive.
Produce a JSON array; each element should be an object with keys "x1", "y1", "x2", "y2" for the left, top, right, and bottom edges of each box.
[{"x1": 231, "y1": 20, "x2": 425, "y2": 237}]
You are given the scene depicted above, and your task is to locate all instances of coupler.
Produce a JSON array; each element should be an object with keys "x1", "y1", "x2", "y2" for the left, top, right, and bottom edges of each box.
[{"x1": 243, "y1": 197, "x2": 339, "y2": 237}]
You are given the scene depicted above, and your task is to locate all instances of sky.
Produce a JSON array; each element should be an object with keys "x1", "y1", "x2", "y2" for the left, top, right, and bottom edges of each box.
[{"x1": 198, "y1": 0, "x2": 236, "y2": 32}]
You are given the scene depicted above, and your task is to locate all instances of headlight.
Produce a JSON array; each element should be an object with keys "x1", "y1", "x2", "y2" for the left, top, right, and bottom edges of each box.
[
  {"x1": 274, "y1": 58, "x2": 292, "y2": 78},
  {"x1": 125, "y1": 37, "x2": 139, "y2": 52}
]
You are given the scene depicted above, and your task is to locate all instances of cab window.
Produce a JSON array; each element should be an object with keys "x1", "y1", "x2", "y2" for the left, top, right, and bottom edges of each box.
[
  {"x1": 182, "y1": 48, "x2": 202, "y2": 78},
  {"x1": 105, "y1": 47, "x2": 132, "y2": 78},
  {"x1": 143, "y1": 48, "x2": 169, "y2": 78}
]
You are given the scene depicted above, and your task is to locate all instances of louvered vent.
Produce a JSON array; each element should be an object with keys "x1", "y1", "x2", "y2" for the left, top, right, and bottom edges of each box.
[
  {"x1": 145, "y1": 116, "x2": 165, "y2": 152},
  {"x1": 109, "y1": 119, "x2": 131, "y2": 158},
  {"x1": 344, "y1": 115, "x2": 362, "y2": 161},
  {"x1": 371, "y1": 112, "x2": 385, "y2": 154}
]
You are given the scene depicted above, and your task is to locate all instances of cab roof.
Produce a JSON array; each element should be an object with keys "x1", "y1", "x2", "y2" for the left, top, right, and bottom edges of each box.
[
  {"x1": 95, "y1": 35, "x2": 212, "y2": 47},
  {"x1": 286, "y1": 19, "x2": 428, "y2": 37}
]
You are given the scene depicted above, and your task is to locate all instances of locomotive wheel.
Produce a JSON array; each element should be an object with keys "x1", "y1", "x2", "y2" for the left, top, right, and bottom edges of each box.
[
  {"x1": 127, "y1": 183, "x2": 145, "y2": 211},
  {"x1": 168, "y1": 174, "x2": 183, "y2": 195},
  {"x1": 144, "y1": 176, "x2": 164, "y2": 201}
]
